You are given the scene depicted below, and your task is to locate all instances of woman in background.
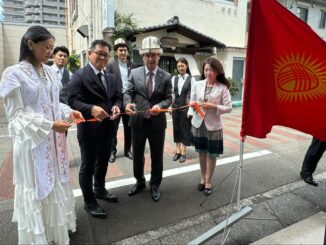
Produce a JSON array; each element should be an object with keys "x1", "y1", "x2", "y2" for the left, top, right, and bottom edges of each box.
[
  {"x1": 171, "y1": 57, "x2": 196, "y2": 163},
  {"x1": 188, "y1": 57, "x2": 232, "y2": 195},
  {"x1": 0, "y1": 26, "x2": 84, "y2": 244}
]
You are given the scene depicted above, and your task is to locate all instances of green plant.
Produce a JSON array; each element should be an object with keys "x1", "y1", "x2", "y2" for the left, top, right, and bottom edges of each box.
[
  {"x1": 67, "y1": 54, "x2": 80, "y2": 73},
  {"x1": 228, "y1": 77, "x2": 240, "y2": 96},
  {"x1": 111, "y1": 11, "x2": 139, "y2": 51}
]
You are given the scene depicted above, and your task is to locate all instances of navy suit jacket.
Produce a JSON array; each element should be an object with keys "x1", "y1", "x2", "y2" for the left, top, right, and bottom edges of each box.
[{"x1": 68, "y1": 64, "x2": 122, "y2": 140}]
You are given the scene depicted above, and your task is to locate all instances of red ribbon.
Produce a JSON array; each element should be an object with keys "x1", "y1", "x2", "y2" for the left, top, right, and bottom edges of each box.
[{"x1": 74, "y1": 103, "x2": 205, "y2": 124}]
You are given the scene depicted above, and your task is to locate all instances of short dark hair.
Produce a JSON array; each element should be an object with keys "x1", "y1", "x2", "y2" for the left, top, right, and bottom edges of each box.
[
  {"x1": 53, "y1": 46, "x2": 70, "y2": 57},
  {"x1": 89, "y1": 40, "x2": 111, "y2": 51},
  {"x1": 19, "y1": 25, "x2": 55, "y2": 62}
]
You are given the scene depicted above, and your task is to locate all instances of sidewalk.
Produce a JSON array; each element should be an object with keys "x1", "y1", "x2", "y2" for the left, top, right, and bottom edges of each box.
[
  {"x1": 1, "y1": 107, "x2": 326, "y2": 244},
  {"x1": 1, "y1": 172, "x2": 325, "y2": 244}
]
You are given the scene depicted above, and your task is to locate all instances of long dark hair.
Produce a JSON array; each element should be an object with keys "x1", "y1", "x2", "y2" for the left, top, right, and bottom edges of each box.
[
  {"x1": 19, "y1": 25, "x2": 55, "y2": 62},
  {"x1": 177, "y1": 57, "x2": 191, "y2": 76},
  {"x1": 200, "y1": 57, "x2": 230, "y2": 89}
]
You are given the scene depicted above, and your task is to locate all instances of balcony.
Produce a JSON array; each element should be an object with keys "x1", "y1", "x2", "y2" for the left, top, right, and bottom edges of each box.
[
  {"x1": 3, "y1": 9, "x2": 24, "y2": 16},
  {"x1": 25, "y1": 15, "x2": 41, "y2": 22},
  {"x1": 3, "y1": 1, "x2": 23, "y2": 9},
  {"x1": 25, "y1": 0, "x2": 40, "y2": 7},
  {"x1": 25, "y1": 7, "x2": 40, "y2": 14}
]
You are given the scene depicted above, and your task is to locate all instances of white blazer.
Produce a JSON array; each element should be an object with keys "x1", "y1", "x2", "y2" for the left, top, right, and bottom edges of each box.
[{"x1": 188, "y1": 79, "x2": 232, "y2": 131}]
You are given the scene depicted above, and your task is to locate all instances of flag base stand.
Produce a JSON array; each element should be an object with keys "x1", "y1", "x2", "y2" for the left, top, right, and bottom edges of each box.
[{"x1": 188, "y1": 140, "x2": 252, "y2": 245}]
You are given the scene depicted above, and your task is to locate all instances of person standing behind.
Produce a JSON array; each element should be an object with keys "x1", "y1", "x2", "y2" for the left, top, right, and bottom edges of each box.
[
  {"x1": 0, "y1": 25, "x2": 84, "y2": 244},
  {"x1": 124, "y1": 36, "x2": 172, "y2": 202},
  {"x1": 107, "y1": 38, "x2": 136, "y2": 162},
  {"x1": 52, "y1": 46, "x2": 72, "y2": 104},
  {"x1": 300, "y1": 137, "x2": 326, "y2": 186},
  {"x1": 188, "y1": 57, "x2": 232, "y2": 196},
  {"x1": 68, "y1": 40, "x2": 121, "y2": 219},
  {"x1": 171, "y1": 57, "x2": 196, "y2": 163}
]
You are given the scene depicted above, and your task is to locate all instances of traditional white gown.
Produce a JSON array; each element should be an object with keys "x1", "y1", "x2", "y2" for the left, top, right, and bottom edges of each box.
[{"x1": 0, "y1": 61, "x2": 76, "y2": 244}]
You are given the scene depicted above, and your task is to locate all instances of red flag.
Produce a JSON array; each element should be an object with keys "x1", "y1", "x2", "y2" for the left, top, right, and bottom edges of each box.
[{"x1": 241, "y1": 0, "x2": 326, "y2": 141}]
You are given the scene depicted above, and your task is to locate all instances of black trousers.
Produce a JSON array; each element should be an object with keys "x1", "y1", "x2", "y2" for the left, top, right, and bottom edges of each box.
[
  {"x1": 78, "y1": 121, "x2": 114, "y2": 204},
  {"x1": 111, "y1": 114, "x2": 132, "y2": 154},
  {"x1": 132, "y1": 119, "x2": 165, "y2": 187},
  {"x1": 301, "y1": 137, "x2": 326, "y2": 178}
]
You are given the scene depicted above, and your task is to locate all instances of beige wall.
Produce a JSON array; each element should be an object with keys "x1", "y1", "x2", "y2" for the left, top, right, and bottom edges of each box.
[
  {"x1": 0, "y1": 23, "x2": 4, "y2": 77},
  {"x1": 0, "y1": 23, "x2": 66, "y2": 76},
  {"x1": 115, "y1": 0, "x2": 248, "y2": 47}
]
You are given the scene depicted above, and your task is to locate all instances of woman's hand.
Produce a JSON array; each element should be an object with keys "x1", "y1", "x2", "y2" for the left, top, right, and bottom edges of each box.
[
  {"x1": 52, "y1": 120, "x2": 71, "y2": 133},
  {"x1": 201, "y1": 102, "x2": 217, "y2": 109},
  {"x1": 189, "y1": 101, "x2": 196, "y2": 107},
  {"x1": 69, "y1": 110, "x2": 85, "y2": 124}
]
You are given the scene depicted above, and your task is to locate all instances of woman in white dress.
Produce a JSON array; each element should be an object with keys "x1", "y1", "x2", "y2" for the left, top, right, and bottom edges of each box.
[{"x1": 0, "y1": 26, "x2": 84, "y2": 244}]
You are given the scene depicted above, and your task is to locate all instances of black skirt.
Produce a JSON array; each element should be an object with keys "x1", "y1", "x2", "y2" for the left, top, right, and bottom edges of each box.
[
  {"x1": 172, "y1": 108, "x2": 192, "y2": 146},
  {"x1": 191, "y1": 122, "x2": 223, "y2": 158}
]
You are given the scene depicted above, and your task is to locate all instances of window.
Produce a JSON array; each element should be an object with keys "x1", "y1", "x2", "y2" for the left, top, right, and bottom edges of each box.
[
  {"x1": 319, "y1": 10, "x2": 326, "y2": 29},
  {"x1": 297, "y1": 7, "x2": 308, "y2": 23}
]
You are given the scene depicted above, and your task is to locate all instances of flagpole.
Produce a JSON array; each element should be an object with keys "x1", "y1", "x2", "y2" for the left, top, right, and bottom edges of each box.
[{"x1": 236, "y1": 138, "x2": 244, "y2": 211}]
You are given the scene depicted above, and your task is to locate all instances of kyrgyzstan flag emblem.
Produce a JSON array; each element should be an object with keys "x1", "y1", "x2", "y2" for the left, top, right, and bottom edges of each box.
[{"x1": 241, "y1": 0, "x2": 326, "y2": 141}]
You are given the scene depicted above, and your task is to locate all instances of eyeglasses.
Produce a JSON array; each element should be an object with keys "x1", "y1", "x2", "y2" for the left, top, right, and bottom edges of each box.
[{"x1": 91, "y1": 50, "x2": 110, "y2": 58}]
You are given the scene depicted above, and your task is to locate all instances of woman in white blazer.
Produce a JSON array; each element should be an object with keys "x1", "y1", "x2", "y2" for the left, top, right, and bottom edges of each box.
[{"x1": 188, "y1": 57, "x2": 232, "y2": 196}]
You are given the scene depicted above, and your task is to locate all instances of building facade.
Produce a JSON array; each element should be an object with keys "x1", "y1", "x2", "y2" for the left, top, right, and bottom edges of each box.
[
  {"x1": 2, "y1": 0, "x2": 66, "y2": 26},
  {"x1": 0, "y1": 22, "x2": 66, "y2": 76}
]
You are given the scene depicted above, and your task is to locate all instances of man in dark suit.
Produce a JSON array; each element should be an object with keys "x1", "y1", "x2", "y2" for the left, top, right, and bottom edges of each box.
[
  {"x1": 107, "y1": 38, "x2": 136, "y2": 162},
  {"x1": 52, "y1": 46, "x2": 72, "y2": 104},
  {"x1": 124, "y1": 36, "x2": 172, "y2": 202},
  {"x1": 68, "y1": 40, "x2": 121, "y2": 219},
  {"x1": 300, "y1": 137, "x2": 326, "y2": 187}
]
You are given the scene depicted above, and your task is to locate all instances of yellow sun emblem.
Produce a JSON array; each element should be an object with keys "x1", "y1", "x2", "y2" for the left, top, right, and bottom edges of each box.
[{"x1": 274, "y1": 53, "x2": 326, "y2": 102}]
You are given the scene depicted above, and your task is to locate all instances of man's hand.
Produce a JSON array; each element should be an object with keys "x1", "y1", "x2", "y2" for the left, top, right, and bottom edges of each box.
[
  {"x1": 125, "y1": 103, "x2": 136, "y2": 116},
  {"x1": 91, "y1": 105, "x2": 109, "y2": 121},
  {"x1": 110, "y1": 106, "x2": 120, "y2": 120},
  {"x1": 150, "y1": 105, "x2": 161, "y2": 116},
  {"x1": 52, "y1": 120, "x2": 71, "y2": 133}
]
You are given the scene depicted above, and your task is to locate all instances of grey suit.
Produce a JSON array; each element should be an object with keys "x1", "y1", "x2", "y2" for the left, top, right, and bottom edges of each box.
[{"x1": 124, "y1": 66, "x2": 172, "y2": 187}]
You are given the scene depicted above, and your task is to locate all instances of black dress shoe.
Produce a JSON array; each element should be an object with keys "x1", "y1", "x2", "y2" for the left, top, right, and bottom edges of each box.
[
  {"x1": 197, "y1": 183, "x2": 205, "y2": 192},
  {"x1": 128, "y1": 182, "x2": 146, "y2": 196},
  {"x1": 84, "y1": 203, "x2": 107, "y2": 219},
  {"x1": 94, "y1": 191, "x2": 119, "y2": 202},
  {"x1": 300, "y1": 173, "x2": 318, "y2": 186},
  {"x1": 109, "y1": 153, "x2": 116, "y2": 163},
  {"x1": 124, "y1": 151, "x2": 133, "y2": 160},
  {"x1": 204, "y1": 187, "x2": 212, "y2": 196},
  {"x1": 179, "y1": 155, "x2": 186, "y2": 163},
  {"x1": 151, "y1": 186, "x2": 160, "y2": 202},
  {"x1": 173, "y1": 153, "x2": 181, "y2": 161}
]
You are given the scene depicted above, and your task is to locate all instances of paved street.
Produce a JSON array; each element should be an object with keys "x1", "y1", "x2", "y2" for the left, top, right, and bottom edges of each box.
[{"x1": 0, "y1": 106, "x2": 326, "y2": 244}]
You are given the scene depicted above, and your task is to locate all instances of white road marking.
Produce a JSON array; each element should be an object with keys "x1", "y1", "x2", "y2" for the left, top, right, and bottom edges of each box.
[{"x1": 72, "y1": 150, "x2": 272, "y2": 197}]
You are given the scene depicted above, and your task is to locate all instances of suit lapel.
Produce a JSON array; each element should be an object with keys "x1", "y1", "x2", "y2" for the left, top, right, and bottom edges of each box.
[
  {"x1": 87, "y1": 64, "x2": 107, "y2": 97},
  {"x1": 151, "y1": 68, "x2": 164, "y2": 98},
  {"x1": 199, "y1": 80, "x2": 207, "y2": 102}
]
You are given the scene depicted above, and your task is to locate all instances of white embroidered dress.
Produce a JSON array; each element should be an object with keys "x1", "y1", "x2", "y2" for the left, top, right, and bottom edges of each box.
[{"x1": 0, "y1": 61, "x2": 76, "y2": 244}]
